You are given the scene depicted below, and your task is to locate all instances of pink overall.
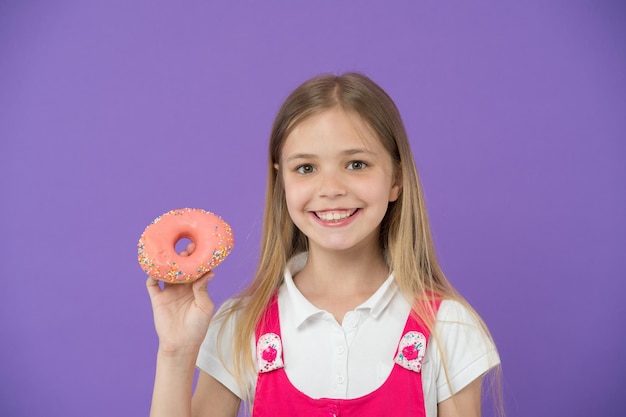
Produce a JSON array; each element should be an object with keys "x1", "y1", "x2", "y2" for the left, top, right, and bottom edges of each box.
[{"x1": 252, "y1": 296, "x2": 441, "y2": 417}]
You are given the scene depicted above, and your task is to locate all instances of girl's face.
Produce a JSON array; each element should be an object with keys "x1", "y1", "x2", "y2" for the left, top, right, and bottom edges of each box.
[{"x1": 278, "y1": 107, "x2": 401, "y2": 256}]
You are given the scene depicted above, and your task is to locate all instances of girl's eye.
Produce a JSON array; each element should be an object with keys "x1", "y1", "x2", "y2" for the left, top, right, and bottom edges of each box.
[
  {"x1": 296, "y1": 164, "x2": 315, "y2": 174},
  {"x1": 347, "y1": 161, "x2": 367, "y2": 170}
]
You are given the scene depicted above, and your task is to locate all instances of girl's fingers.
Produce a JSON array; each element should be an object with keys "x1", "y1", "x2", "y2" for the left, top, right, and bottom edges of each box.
[
  {"x1": 186, "y1": 242, "x2": 196, "y2": 254},
  {"x1": 192, "y1": 271, "x2": 216, "y2": 315},
  {"x1": 192, "y1": 271, "x2": 214, "y2": 295},
  {"x1": 146, "y1": 276, "x2": 162, "y2": 298},
  {"x1": 179, "y1": 242, "x2": 196, "y2": 257},
  {"x1": 146, "y1": 271, "x2": 214, "y2": 307}
]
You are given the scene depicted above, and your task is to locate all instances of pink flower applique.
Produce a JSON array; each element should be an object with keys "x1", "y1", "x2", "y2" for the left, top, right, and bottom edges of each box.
[
  {"x1": 257, "y1": 332, "x2": 284, "y2": 373},
  {"x1": 394, "y1": 331, "x2": 427, "y2": 373}
]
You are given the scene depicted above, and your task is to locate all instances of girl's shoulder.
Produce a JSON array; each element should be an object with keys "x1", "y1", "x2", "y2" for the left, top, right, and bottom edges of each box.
[
  {"x1": 436, "y1": 298, "x2": 480, "y2": 323},
  {"x1": 425, "y1": 298, "x2": 501, "y2": 402},
  {"x1": 432, "y1": 298, "x2": 500, "y2": 367}
]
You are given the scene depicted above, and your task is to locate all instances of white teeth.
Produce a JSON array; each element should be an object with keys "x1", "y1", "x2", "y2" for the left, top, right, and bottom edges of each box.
[{"x1": 316, "y1": 210, "x2": 354, "y2": 221}]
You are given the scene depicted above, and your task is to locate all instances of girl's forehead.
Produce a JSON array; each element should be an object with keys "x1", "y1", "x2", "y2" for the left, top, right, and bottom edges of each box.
[{"x1": 282, "y1": 108, "x2": 383, "y2": 155}]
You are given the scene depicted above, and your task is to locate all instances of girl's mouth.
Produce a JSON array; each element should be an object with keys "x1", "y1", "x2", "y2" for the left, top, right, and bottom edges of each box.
[{"x1": 314, "y1": 209, "x2": 358, "y2": 222}]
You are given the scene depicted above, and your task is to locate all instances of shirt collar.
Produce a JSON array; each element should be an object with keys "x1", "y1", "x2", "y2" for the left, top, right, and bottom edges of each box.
[
  {"x1": 281, "y1": 252, "x2": 399, "y2": 328},
  {"x1": 358, "y1": 272, "x2": 398, "y2": 318}
]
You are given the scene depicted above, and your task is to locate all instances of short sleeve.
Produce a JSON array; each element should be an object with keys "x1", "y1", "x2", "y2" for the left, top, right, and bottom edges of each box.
[
  {"x1": 195, "y1": 300, "x2": 253, "y2": 399},
  {"x1": 427, "y1": 300, "x2": 500, "y2": 402}
]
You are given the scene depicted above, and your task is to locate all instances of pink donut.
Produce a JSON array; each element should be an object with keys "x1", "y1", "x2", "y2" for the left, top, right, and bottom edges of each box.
[{"x1": 138, "y1": 208, "x2": 234, "y2": 283}]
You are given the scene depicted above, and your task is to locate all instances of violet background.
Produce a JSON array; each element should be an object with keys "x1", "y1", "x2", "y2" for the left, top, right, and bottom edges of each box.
[{"x1": 1, "y1": 1, "x2": 624, "y2": 416}]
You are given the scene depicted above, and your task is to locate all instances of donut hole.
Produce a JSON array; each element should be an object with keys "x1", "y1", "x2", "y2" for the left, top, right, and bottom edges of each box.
[{"x1": 175, "y1": 237, "x2": 194, "y2": 255}]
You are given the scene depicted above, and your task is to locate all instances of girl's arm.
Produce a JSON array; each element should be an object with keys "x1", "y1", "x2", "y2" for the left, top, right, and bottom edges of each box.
[
  {"x1": 147, "y1": 269, "x2": 240, "y2": 417},
  {"x1": 192, "y1": 370, "x2": 241, "y2": 417},
  {"x1": 150, "y1": 346, "x2": 198, "y2": 417},
  {"x1": 150, "y1": 350, "x2": 240, "y2": 417},
  {"x1": 437, "y1": 378, "x2": 482, "y2": 417},
  {"x1": 433, "y1": 299, "x2": 500, "y2": 417}
]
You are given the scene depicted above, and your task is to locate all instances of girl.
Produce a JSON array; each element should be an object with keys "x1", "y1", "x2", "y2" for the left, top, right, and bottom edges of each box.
[{"x1": 147, "y1": 73, "x2": 501, "y2": 417}]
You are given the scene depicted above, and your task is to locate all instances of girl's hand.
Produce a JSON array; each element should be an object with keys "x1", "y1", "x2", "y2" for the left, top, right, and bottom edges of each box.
[{"x1": 145, "y1": 242, "x2": 216, "y2": 354}]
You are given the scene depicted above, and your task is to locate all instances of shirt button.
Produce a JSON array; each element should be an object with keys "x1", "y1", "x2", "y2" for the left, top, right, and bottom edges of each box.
[
  {"x1": 336, "y1": 375, "x2": 345, "y2": 384},
  {"x1": 337, "y1": 346, "x2": 345, "y2": 354}
]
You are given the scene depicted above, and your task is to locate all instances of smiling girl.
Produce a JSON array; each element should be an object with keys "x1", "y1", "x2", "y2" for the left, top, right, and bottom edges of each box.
[{"x1": 147, "y1": 73, "x2": 501, "y2": 417}]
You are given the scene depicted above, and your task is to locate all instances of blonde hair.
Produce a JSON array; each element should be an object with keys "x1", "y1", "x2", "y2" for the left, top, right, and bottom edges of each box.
[{"x1": 216, "y1": 72, "x2": 501, "y2": 412}]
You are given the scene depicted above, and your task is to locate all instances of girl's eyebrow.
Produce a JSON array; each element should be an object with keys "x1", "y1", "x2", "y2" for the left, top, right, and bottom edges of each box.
[
  {"x1": 284, "y1": 148, "x2": 375, "y2": 163},
  {"x1": 284, "y1": 153, "x2": 316, "y2": 163},
  {"x1": 341, "y1": 148, "x2": 375, "y2": 157}
]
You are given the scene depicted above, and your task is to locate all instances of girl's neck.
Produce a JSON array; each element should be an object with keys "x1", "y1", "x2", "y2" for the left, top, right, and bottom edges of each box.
[{"x1": 293, "y1": 244, "x2": 390, "y2": 323}]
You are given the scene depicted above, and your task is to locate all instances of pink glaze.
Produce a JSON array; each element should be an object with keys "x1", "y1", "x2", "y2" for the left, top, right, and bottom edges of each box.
[{"x1": 137, "y1": 208, "x2": 234, "y2": 283}]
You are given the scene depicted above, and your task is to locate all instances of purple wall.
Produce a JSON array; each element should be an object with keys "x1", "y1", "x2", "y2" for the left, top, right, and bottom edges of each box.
[{"x1": 1, "y1": 1, "x2": 624, "y2": 416}]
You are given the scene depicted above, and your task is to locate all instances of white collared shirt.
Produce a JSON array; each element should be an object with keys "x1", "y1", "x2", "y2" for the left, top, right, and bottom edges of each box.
[{"x1": 197, "y1": 253, "x2": 500, "y2": 417}]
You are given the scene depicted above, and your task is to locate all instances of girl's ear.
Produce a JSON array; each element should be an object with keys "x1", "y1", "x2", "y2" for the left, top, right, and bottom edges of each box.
[
  {"x1": 389, "y1": 167, "x2": 402, "y2": 202},
  {"x1": 273, "y1": 163, "x2": 280, "y2": 171}
]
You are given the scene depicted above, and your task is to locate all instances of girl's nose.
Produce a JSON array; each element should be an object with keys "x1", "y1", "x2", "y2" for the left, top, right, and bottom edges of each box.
[{"x1": 318, "y1": 171, "x2": 346, "y2": 198}]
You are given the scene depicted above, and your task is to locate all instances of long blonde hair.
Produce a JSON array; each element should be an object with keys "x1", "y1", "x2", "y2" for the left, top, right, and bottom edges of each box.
[{"x1": 216, "y1": 72, "x2": 501, "y2": 411}]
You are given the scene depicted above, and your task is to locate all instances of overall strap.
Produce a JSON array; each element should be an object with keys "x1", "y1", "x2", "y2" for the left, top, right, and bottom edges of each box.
[
  {"x1": 255, "y1": 293, "x2": 281, "y2": 339},
  {"x1": 254, "y1": 293, "x2": 284, "y2": 374},
  {"x1": 393, "y1": 295, "x2": 442, "y2": 373}
]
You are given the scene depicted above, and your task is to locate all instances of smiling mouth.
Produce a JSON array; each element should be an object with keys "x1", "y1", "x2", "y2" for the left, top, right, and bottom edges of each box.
[{"x1": 314, "y1": 209, "x2": 358, "y2": 222}]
